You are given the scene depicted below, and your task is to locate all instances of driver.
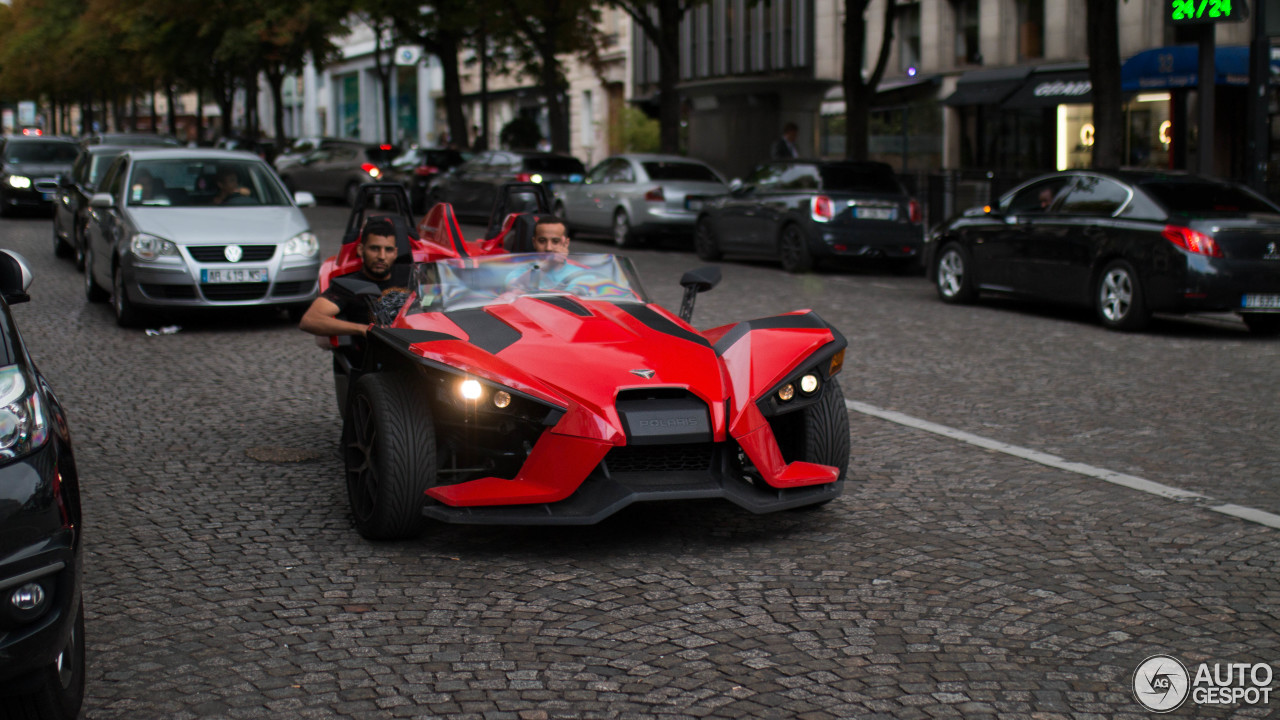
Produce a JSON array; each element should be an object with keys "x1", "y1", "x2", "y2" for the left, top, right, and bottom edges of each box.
[
  {"x1": 298, "y1": 218, "x2": 409, "y2": 339},
  {"x1": 211, "y1": 166, "x2": 251, "y2": 204}
]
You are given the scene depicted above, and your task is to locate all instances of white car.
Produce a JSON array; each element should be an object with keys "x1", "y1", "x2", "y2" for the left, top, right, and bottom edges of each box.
[{"x1": 82, "y1": 148, "x2": 320, "y2": 327}]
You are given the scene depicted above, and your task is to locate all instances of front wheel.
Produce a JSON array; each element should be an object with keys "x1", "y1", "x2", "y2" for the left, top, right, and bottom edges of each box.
[
  {"x1": 0, "y1": 600, "x2": 86, "y2": 720},
  {"x1": 112, "y1": 266, "x2": 145, "y2": 328},
  {"x1": 53, "y1": 224, "x2": 72, "y2": 259},
  {"x1": 694, "y1": 218, "x2": 722, "y2": 261},
  {"x1": 83, "y1": 248, "x2": 108, "y2": 302},
  {"x1": 1095, "y1": 259, "x2": 1149, "y2": 331},
  {"x1": 613, "y1": 209, "x2": 639, "y2": 249},
  {"x1": 934, "y1": 244, "x2": 976, "y2": 304},
  {"x1": 1242, "y1": 313, "x2": 1280, "y2": 336},
  {"x1": 343, "y1": 373, "x2": 438, "y2": 540},
  {"x1": 778, "y1": 224, "x2": 813, "y2": 273}
]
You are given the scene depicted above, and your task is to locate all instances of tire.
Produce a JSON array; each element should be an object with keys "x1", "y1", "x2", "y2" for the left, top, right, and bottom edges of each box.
[
  {"x1": 1095, "y1": 259, "x2": 1149, "y2": 331},
  {"x1": 111, "y1": 265, "x2": 145, "y2": 328},
  {"x1": 52, "y1": 224, "x2": 72, "y2": 259},
  {"x1": 934, "y1": 244, "x2": 976, "y2": 304},
  {"x1": 342, "y1": 373, "x2": 437, "y2": 541},
  {"x1": 345, "y1": 182, "x2": 361, "y2": 207},
  {"x1": 1242, "y1": 313, "x2": 1280, "y2": 336},
  {"x1": 0, "y1": 600, "x2": 86, "y2": 720},
  {"x1": 83, "y1": 248, "x2": 108, "y2": 303},
  {"x1": 778, "y1": 224, "x2": 813, "y2": 274},
  {"x1": 694, "y1": 218, "x2": 722, "y2": 261},
  {"x1": 72, "y1": 222, "x2": 87, "y2": 272},
  {"x1": 613, "y1": 209, "x2": 638, "y2": 249}
]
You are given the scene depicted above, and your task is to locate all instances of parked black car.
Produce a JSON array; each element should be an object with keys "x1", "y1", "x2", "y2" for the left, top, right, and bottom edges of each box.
[
  {"x1": 382, "y1": 146, "x2": 470, "y2": 213},
  {"x1": 53, "y1": 144, "x2": 132, "y2": 269},
  {"x1": 0, "y1": 250, "x2": 86, "y2": 720},
  {"x1": 428, "y1": 150, "x2": 586, "y2": 222},
  {"x1": 277, "y1": 140, "x2": 400, "y2": 206},
  {"x1": 694, "y1": 160, "x2": 924, "y2": 273},
  {"x1": 925, "y1": 170, "x2": 1280, "y2": 334},
  {"x1": 0, "y1": 137, "x2": 80, "y2": 217}
]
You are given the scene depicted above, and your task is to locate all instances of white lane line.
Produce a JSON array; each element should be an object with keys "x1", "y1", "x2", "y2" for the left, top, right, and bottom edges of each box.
[{"x1": 845, "y1": 399, "x2": 1280, "y2": 531}]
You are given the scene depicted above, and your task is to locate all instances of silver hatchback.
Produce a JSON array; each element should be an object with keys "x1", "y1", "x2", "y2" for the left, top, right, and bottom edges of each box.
[
  {"x1": 553, "y1": 154, "x2": 726, "y2": 248},
  {"x1": 83, "y1": 148, "x2": 320, "y2": 327}
]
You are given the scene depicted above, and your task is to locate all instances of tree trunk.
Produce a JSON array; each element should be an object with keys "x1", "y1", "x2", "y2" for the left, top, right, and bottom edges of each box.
[
  {"x1": 1086, "y1": 0, "x2": 1123, "y2": 169},
  {"x1": 245, "y1": 74, "x2": 261, "y2": 140},
  {"x1": 165, "y1": 83, "x2": 177, "y2": 138},
  {"x1": 437, "y1": 37, "x2": 469, "y2": 147},
  {"x1": 266, "y1": 67, "x2": 288, "y2": 150},
  {"x1": 541, "y1": 47, "x2": 569, "y2": 152},
  {"x1": 656, "y1": 0, "x2": 681, "y2": 154},
  {"x1": 196, "y1": 85, "x2": 206, "y2": 144},
  {"x1": 843, "y1": 0, "x2": 894, "y2": 161}
]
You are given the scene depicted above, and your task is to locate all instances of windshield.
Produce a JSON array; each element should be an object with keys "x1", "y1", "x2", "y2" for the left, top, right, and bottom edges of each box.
[
  {"x1": 1139, "y1": 180, "x2": 1280, "y2": 215},
  {"x1": 4, "y1": 141, "x2": 79, "y2": 164},
  {"x1": 127, "y1": 158, "x2": 292, "y2": 207},
  {"x1": 407, "y1": 253, "x2": 649, "y2": 314}
]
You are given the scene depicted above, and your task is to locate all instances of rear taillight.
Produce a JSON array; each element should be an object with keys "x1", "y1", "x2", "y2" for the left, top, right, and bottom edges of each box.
[
  {"x1": 379, "y1": 144, "x2": 393, "y2": 151},
  {"x1": 908, "y1": 198, "x2": 922, "y2": 224},
  {"x1": 515, "y1": 172, "x2": 532, "y2": 183},
  {"x1": 810, "y1": 195, "x2": 834, "y2": 222},
  {"x1": 644, "y1": 186, "x2": 665, "y2": 202},
  {"x1": 414, "y1": 165, "x2": 440, "y2": 177},
  {"x1": 361, "y1": 162, "x2": 381, "y2": 179},
  {"x1": 1162, "y1": 225, "x2": 1222, "y2": 257}
]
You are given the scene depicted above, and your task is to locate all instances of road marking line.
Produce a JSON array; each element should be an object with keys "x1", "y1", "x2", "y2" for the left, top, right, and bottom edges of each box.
[{"x1": 845, "y1": 399, "x2": 1280, "y2": 531}]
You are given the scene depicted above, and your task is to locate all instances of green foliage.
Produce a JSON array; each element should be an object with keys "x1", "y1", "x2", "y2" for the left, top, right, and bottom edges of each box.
[{"x1": 616, "y1": 106, "x2": 659, "y2": 153}]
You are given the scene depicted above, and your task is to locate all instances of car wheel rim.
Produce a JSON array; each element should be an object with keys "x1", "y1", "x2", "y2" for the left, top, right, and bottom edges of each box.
[
  {"x1": 112, "y1": 271, "x2": 124, "y2": 316},
  {"x1": 346, "y1": 395, "x2": 378, "y2": 521},
  {"x1": 55, "y1": 613, "x2": 79, "y2": 688},
  {"x1": 696, "y1": 225, "x2": 711, "y2": 254},
  {"x1": 938, "y1": 250, "x2": 964, "y2": 297},
  {"x1": 84, "y1": 251, "x2": 94, "y2": 292},
  {"x1": 614, "y1": 214, "x2": 628, "y2": 245},
  {"x1": 1100, "y1": 269, "x2": 1132, "y2": 321},
  {"x1": 781, "y1": 229, "x2": 801, "y2": 265}
]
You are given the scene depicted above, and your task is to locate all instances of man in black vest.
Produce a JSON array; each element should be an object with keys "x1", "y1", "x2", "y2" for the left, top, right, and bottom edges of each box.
[{"x1": 298, "y1": 218, "x2": 409, "y2": 338}]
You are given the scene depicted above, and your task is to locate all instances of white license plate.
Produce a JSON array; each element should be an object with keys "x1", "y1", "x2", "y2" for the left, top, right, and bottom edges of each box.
[
  {"x1": 1242, "y1": 294, "x2": 1280, "y2": 309},
  {"x1": 686, "y1": 198, "x2": 704, "y2": 211},
  {"x1": 202, "y1": 268, "x2": 268, "y2": 284},
  {"x1": 854, "y1": 207, "x2": 896, "y2": 221}
]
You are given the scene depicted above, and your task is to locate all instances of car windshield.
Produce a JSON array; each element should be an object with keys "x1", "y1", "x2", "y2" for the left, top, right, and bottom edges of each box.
[
  {"x1": 642, "y1": 161, "x2": 721, "y2": 182},
  {"x1": 407, "y1": 253, "x2": 648, "y2": 314},
  {"x1": 819, "y1": 165, "x2": 903, "y2": 194},
  {"x1": 4, "y1": 141, "x2": 78, "y2": 164},
  {"x1": 1139, "y1": 180, "x2": 1280, "y2": 215},
  {"x1": 127, "y1": 158, "x2": 291, "y2": 207}
]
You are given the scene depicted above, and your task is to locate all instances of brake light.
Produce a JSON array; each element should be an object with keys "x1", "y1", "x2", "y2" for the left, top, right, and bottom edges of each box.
[
  {"x1": 644, "y1": 186, "x2": 665, "y2": 202},
  {"x1": 1162, "y1": 225, "x2": 1222, "y2": 257},
  {"x1": 811, "y1": 195, "x2": 834, "y2": 222},
  {"x1": 908, "y1": 198, "x2": 922, "y2": 224},
  {"x1": 379, "y1": 144, "x2": 392, "y2": 151},
  {"x1": 515, "y1": 172, "x2": 532, "y2": 183},
  {"x1": 361, "y1": 162, "x2": 381, "y2": 179},
  {"x1": 414, "y1": 165, "x2": 439, "y2": 177}
]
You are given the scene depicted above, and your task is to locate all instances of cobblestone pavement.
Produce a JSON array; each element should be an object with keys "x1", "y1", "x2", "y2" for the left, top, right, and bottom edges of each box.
[{"x1": 2, "y1": 206, "x2": 1277, "y2": 719}]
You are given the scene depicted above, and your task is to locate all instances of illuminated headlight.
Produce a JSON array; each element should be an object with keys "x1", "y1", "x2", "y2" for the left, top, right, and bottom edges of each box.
[
  {"x1": 129, "y1": 233, "x2": 178, "y2": 260},
  {"x1": 493, "y1": 391, "x2": 511, "y2": 409},
  {"x1": 7, "y1": 175, "x2": 32, "y2": 190},
  {"x1": 530, "y1": 173, "x2": 543, "y2": 184},
  {"x1": 0, "y1": 366, "x2": 49, "y2": 460},
  {"x1": 283, "y1": 231, "x2": 319, "y2": 258},
  {"x1": 368, "y1": 168, "x2": 381, "y2": 178},
  {"x1": 459, "y1": 379, "x2": 483, "y2": 400},
  {"x1": 777, "y1": 383, "x2": 795, "y2": 402},
  {"x1": 799, "y1": 374, "x2": 820, "y2": 395}
]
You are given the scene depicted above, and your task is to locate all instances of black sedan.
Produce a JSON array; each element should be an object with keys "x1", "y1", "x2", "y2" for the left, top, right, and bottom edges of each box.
[
  {"x1": 382, "y1": 146, "x2": 469, "y2": 213},
  {"x1": 53, "y1": 144, "x2": 131, "y2": 269},
  {"x1": 428, "y1": 150, "x2": 586, "y2": 222},
  {"x1": 925, "y1": 170, "x2": 1280, "y2": 334},
  {"x1": 0, "y1": 137, "x2": 80, "y2": 217},
  {"x1": 0, "y1": 250, "x2": 86, "y2": 719},
  {"x1": 693, "y1": 160, "x2": 923, "y2": 273}
]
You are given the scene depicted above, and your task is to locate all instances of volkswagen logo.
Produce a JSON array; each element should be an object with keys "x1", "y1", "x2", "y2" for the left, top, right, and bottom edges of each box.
[{"x1": 224, "y1": 245, "x2": 243, "y2": 263}]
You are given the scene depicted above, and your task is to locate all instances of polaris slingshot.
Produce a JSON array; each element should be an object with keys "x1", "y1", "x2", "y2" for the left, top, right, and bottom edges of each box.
[{"x1": 320, "y1": 183, "x2": 851, "y2": 539}]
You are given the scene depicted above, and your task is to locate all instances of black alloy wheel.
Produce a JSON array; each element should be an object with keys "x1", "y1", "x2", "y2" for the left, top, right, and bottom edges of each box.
[
  {"x1": 778, "y1": 224, "x2": 813, "y2": 274},
  {"x1": 694, "y1": 218, "x2": 722, "y2": 261},
  {"x1": 343, "y1": 373, "x2": 438, "y2": 540},
  {"x1": 0, "y1": 600, "x2": 86, "y2": 720}
]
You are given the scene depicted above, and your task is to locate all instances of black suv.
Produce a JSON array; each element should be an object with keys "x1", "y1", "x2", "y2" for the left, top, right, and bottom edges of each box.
[
  {"x1": 277, "y1": 140, "x2": 400, "y2": 206},
  {"x1": 428, "y1": 150, "x2": 585, "y2": 221},
  {"x1": 0, "y1": 137, "x2": 80, "y2": 217}
]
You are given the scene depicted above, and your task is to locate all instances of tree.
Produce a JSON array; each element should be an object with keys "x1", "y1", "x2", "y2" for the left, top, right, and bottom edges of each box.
[
  {"x1": 607, "y1": 0, "x2": 703, "y2": 155},
  {"x1": 386, "y1": 0, "x2": 481, "y2": 149},
  {"x1": 1086, "y1": 0, "x2": 1123, "y2": 169},
  {"x1": 842, "y1": 0, "x2": 896, "y2": 161}
]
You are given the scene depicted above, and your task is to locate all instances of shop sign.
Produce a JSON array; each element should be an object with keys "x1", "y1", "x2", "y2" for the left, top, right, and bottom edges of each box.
[
  {"x1": 1033, "y1": 80, "x2": 1092, "y2": 100},
  {"x1": 1170, "y1": 0, "x2": 1249, "y2": 24}
]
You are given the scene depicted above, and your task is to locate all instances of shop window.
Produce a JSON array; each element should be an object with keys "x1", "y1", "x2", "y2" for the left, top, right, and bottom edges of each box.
[
  {"x1": 1017, "y1": 0, "x2": 1044, "y2": 61},
  {"x1": 951, "y1": 0, "x2": 981, "y2": 65},
  {"x1": 899, "y1": 3, "x2": 921, "y2": 72}
]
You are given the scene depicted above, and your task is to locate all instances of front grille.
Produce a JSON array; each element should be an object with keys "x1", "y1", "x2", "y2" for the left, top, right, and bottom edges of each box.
[
  {"x1": 188, "y1": 245, "x2": 277, "y2": 263},
  {"x1": 272, "y1": 281, "x2": 316, "y2": 297},
  {"x1": 140, "y1": 283, "x2": 198, "y2": 300},
  {"x1": 200, "y1": 283, "x2": 269, "y2": 301},
  {"x1": 604, "y1": 443, "x2": 714, "y2": 473}
]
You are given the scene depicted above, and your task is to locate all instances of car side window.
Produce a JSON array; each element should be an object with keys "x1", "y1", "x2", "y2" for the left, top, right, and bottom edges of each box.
[
  {"x1": 100, "y1": 158, "x2": 128, "y2": 199},
  {"x1": 778, "y1": 164, "x2": 820, "y2": 191},
  {"x1": 747, "y1": 164, "x2": 785, "y2": 190},
  {"x1": 1058, "y1": 176, "x2": 1130, "y2": 216},
  {"x1": 586, "y1": 160, "x2": 611, "y2": 184},
  {"x1": 1004, "y1": 178, "x2": 1071, "y2": 215},
  {"x1": 604, "y1": 160, "x2": 634, "y2": 183}
]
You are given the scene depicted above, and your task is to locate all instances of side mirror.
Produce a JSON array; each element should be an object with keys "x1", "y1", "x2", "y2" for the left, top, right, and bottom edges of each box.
[
  {"x1": 678, "y1": 265, "x2": 721, "y2": 322},
  {"x1": 728, "y1": 179, "x2": 743, "y2": 194},
  {"x1": 89, "y1": 192, "x2": 114, "y2": 208},
  {"x1": 0, "y1": 250, "x2": 33, "y2": 305},
  {"x1": 294, "y1": 191, "x2": 317, "y2": 208}
]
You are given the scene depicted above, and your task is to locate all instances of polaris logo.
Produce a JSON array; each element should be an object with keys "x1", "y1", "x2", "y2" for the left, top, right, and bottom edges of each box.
[
  {"x1": 630, "y1": 369, "x2": 656, "y2": 379},
  {"x1": 636, "y1": 416, "x2": 699, "y2": 428}
]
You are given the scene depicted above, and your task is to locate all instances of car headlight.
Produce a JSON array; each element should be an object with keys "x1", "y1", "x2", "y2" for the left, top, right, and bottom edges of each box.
[
  {"x1": 7, "y1": 175, "x2": 32, "y2": 190},
  {"x1": 0, "y1": 366, "x2": 48, "y2": 460},
  {"x1": 129, "y1": 233, "x2": 179, "y2": 261},
  {"x1": 283, "y1": 231, "x2": 319, "y2": 258}
]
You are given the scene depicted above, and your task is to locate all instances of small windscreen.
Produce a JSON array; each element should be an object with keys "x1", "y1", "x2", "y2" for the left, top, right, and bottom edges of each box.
[
  {"x1": 408, "y1": 253, "x2": 648, "y2": 314},
  {"x1": 642, "y1": 162, "x2": 720, "y2": 182},
  {"x1": 1139, "y1": 181, "x2": 1280, "y2": 215},
  {"x1": 818, "y1": 165, "x2": 903, "y2": 194}
]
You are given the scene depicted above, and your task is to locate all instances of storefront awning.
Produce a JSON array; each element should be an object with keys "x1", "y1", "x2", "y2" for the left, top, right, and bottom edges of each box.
[
  {"x1": 1001, "y1": 67, "x2": 1092, "y2": 108},
  {"x1": 820, "y1": 75, "x2": 940, "y2": 115},
  {"x1": 942, "y1": 66, "x2": 1031, "y2": 106},
  {"x1": 1121, "y1": 45, "x2": 1280, "y2": 91}
]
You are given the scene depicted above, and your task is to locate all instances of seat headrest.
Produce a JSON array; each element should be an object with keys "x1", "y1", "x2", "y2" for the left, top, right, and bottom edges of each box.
[{"x1": 502, "y1": 213, "x2": 540, "y2": 254}]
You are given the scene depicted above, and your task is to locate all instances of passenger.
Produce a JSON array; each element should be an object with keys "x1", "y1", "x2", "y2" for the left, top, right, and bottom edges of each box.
[
  {"x1": 298, "y1": 218, "x2": 409, "y2": 339},
  {"x1": 211, "y1": 167, "x2": 250, "y2": 204}
]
